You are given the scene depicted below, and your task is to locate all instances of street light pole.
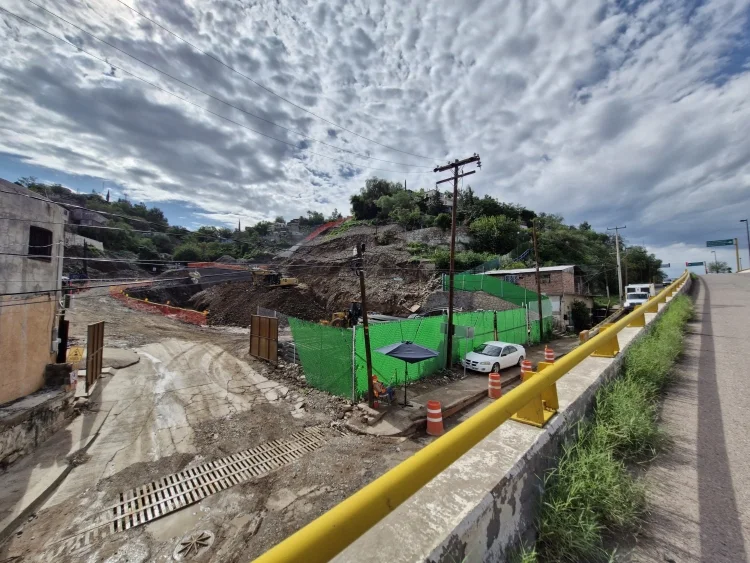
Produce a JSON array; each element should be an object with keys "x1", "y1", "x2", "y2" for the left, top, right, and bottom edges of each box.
[
  {"x1": 741, "y1": 219, "x2": 750, "y2": 271},
  {"x1": 607, "y1": 226, "x2": 626, "y2": 301}
]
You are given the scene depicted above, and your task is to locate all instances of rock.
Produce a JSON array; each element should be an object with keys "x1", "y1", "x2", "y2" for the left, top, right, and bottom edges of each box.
[
  {"x1": 337, "y1": 412, "x2": 345, "y2": 420},
  {"x1": 265, "y1": 390, "x2": 279, "y2": 401},
  {"x1": 295, "y1": 401, "x2": 306, "y2": 410},
  {"x1": 343, "y1": 405, "x2": 353, "y2": 413}
]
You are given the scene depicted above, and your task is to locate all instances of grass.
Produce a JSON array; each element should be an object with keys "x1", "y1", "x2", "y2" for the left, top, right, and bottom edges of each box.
[{"x1": 529, "y1": 295, "x2": 693, "y2": 562}]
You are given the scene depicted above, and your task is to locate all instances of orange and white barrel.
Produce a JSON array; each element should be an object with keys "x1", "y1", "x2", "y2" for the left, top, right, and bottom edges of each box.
[
  {"x1": 488, "y1": 372, "x2": 502, "y2": 399},
  {"x1": 544, "y1": 347, "x2": 555, "y2": 363},
  {"x1": 426, "y1": 400, "x2": 444, "y2": 436}
]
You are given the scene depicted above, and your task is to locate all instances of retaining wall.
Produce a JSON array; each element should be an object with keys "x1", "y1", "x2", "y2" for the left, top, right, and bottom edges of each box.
[
  {"x1": 332, "y1": 277, "x2": 692, "y2": 563},
  {"x1": 109, "y1": 284, "x2": 208, "y2": 326}
]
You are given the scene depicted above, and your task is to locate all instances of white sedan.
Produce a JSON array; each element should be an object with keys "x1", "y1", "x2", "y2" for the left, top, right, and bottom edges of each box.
[{"x1": 461, "y1": 341, "x2": 526, "y2": 373}]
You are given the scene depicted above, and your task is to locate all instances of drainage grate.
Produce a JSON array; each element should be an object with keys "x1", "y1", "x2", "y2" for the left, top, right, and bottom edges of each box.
[{"x1": 41, "y1": 427, "x2": 327, "y2": 560}]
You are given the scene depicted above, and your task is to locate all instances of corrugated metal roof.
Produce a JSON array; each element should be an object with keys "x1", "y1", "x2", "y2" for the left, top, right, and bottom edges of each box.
[{"x1": 483, "y1": 265, "x2": 576, "y2": 275}]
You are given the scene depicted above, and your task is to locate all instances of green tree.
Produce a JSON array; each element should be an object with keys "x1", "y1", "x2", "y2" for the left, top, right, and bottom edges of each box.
[
  {"x1": 350, "y1": 177, "x2": 402, "y2": 220},
  {"x1": 328, "y1": 208, "x2": 342, "y2": 221},
  {"x1": 707, "y1": 260, "x2": 731, "y2": 273},
  {"x1": 435, "y1": 213, "x2": 452, "y2": 231},
  {"x1": 469, "y1": 215, "x2": 520, "y2": 254},
  {"x1": 173, "y1": 243, "x2": 204, "y2": 262},
  {"x1": 275, "y1": 216, "x2": 285, "y2": 223}
]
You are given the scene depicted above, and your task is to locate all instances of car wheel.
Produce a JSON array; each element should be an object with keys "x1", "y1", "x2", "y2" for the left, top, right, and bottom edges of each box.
[
  {"x1": 517, "y1": 356, "x2": 524, "y2": 367},
  {"x1": 491, "y1": 362, "x2": 500, "y2": 373}
]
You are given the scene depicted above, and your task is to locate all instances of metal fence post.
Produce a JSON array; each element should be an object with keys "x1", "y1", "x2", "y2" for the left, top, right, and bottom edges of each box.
[{"x1": 351, "y1": 326, "x2": 357, "y2": 402}]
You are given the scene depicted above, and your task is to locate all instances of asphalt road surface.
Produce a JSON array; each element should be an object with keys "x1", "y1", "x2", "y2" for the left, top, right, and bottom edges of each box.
[{"x1": 627, "y1": 274, "x2": 750, "y2": 563}]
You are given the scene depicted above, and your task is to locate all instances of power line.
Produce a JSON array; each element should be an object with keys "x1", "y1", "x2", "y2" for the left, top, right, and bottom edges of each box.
[
  {"x1": 0, "y1": 187, "x2": 153, "y2": 224},
  {"x1": 1, "y1": 7, "x2": 431, "y2": 175},
  {"x1": 0, "y1": 269, "x2": 251, "y2": 297},
  {"x1": 112, "y1": 0, "x2": 437, "y2": 162},
  {"x1": 22, "y1": 0, "x2": 427, "y2": 169}
]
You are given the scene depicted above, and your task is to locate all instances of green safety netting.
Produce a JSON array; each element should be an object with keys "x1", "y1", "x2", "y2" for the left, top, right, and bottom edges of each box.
[
  {"x1": 287, "y1": 317, "x2": 353, "y2": 397},
  {"x1": 290, "y1": 310, "x2": 553, "y2": 398},
  {"x1": 443, "y1": 273, "x2": 553, "y2": 317}
]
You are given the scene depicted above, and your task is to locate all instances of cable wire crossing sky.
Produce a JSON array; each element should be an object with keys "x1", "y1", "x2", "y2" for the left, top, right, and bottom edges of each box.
[{"x1": 0, "y1": 0, "x2": 749, "y2": 270}]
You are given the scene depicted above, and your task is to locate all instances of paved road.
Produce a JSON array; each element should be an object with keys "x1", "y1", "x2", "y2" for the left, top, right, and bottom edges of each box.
[{"x1": 628, "y1": 275, "x2": 750, "y2": 563}]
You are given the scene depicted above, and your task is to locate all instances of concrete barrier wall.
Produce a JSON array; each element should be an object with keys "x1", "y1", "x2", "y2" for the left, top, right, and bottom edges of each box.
[{"x1": 333, "y1": 277, "x2": 692, "y2": 563}]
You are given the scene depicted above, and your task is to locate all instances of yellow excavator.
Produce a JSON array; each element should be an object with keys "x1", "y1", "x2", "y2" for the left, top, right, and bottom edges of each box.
[
  {"x1": 320, "y1": 303, "x2": 362, "y2": 328},
  {"x1": 251, "y1": 269, "x2": 298, "y2": 288}
]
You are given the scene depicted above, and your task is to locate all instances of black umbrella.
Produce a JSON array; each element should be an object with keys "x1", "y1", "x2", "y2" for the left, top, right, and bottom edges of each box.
[{"x1": 375, "y1": 341, "x2": 439, "y2": 406}]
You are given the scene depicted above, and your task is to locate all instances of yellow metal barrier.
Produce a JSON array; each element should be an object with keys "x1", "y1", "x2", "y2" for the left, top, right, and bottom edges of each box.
[{"x1": 253, "y1": 272, "x2": 689, "y2": 563}]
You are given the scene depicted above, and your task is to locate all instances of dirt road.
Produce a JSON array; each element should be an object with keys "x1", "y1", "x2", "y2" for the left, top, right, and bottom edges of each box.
[{"x1": 0, "y1": 289, "x2": 422, "y2": 562}]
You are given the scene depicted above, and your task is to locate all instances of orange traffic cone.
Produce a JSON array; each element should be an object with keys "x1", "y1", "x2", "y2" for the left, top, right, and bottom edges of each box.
[
  {"x1": 521, "y1": 359, "x2": 533, "y2": 381},
  {"x1": 488, "y1": 372, "x2": 502, "y2": 399},
  {"x1": 544, "y1": 346, "x2": 555, "y2": 363},
  {"x1": 426, "y1": 400, "x2": 444, "y2": 436}
]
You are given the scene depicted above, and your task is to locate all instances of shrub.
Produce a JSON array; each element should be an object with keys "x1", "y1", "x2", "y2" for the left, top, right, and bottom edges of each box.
[
  {"x1": 173, "y1": 243, "x2": 204, "y2": 262},
  {"x1": 435, "y1": 213, "x2": 451, "y2": 231}
]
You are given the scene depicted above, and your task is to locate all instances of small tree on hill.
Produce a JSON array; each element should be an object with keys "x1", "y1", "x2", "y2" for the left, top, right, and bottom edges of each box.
[{"x1": 435, "y1": 213, "x2": 451, "y2": 231}]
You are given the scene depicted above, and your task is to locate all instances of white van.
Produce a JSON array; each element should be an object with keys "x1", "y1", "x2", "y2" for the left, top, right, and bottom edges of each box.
[{"x1": 623, "y1": 283, "x2": 655, "y2": 310}]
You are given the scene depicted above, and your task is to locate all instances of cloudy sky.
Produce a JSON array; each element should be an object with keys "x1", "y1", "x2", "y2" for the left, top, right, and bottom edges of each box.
[{"x1": 1, "y1": 0, "x2": 749, "y2": 274}]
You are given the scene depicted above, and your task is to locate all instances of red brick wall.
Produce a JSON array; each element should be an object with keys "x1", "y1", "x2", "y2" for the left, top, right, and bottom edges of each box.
[{"x1": 501, "y1": 271, "x2": 575, "y2": 294}]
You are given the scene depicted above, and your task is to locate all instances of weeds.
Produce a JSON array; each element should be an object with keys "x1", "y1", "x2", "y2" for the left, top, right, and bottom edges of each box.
[{"x1": 534, "y1": 295, "x2": 693, "y2": 562}]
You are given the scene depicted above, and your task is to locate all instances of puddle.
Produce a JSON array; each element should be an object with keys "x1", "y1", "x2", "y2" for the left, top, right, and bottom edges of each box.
[{"x1": 146, "y1": 504, "x2": 206, "y2": 542}]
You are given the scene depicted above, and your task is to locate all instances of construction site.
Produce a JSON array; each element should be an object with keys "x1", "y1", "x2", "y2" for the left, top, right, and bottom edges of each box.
[{"x1": 0, "y1": 219, "x2": 567, "y2": 562}]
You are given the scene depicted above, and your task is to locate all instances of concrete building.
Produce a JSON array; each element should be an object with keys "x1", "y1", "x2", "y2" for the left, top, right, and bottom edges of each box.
[
  {"x1": 0, "y1": 179, "x2": 67, "y2": 404},
  {"x1": 484, "y1": 265, "x2": 593, "y2": 328}
]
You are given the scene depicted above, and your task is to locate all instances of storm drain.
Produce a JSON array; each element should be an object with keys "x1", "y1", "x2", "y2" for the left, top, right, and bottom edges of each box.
[{"x1": 41, "y1": 427, "x2": 327, "y2": 560}]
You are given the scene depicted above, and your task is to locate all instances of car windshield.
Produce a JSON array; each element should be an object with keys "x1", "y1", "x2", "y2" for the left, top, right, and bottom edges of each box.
[
  {"x1": 473, "y1": 344, "x2": 502, "y2": 356},
  {"x1": 627, "y1": 293, "x2": 649, "y2": 300}
]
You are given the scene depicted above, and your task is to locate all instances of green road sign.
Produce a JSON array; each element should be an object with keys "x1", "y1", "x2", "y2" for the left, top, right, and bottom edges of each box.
[
  {"x1": 706, "y1": 239, "x2": 734, "y2": 247},
  {"x1": 686, "y1": 261, "x2": 704, "y2": 266},
  {"x1": 661, "y1": 263, "x2": 670, "y2": 268}
]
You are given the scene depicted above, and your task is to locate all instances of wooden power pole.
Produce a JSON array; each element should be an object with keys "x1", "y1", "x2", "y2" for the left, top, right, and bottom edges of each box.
[
  {"x1": 354, "y1": 243, "x2": 375, "y2": 407},
  {"x1": 532, "y1": 219, "x2": 545, "y2": 342},
  {"x1": 434, "y1": 154, "x2": 481, "y2": 369}
]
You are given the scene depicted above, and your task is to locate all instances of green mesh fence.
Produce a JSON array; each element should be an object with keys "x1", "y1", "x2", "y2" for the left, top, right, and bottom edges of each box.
[
  {"x1": 352, "y1": 308, "x2": 549, "y2": 397},
  {"x1": 443, "y1": 273, "x2": 553, "y2": 317},
  {"x1": 288, "y1": 317, "x2": 353, "y2": 397},
  {"x1": 290, "y1": 310, "x2": 553, "y2": 398}
]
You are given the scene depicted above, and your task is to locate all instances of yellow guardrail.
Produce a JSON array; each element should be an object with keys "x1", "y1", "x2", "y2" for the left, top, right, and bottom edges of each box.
[{"x1": 253, "y1": 271, "x2": 689, "y2": 563}]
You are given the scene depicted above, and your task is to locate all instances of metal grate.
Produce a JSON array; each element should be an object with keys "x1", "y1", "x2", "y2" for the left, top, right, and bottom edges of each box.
[{"x1": 41, "y1": 427, "x2": 327, "y2": 560}]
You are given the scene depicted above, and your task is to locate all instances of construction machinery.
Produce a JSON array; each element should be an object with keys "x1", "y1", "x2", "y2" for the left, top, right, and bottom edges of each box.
[
  {"x1": 251, "y1": 268, "x2": 298, "y2": 288},
  {"x1": 321, "y1": 302, "x2": 362, "y2": 328}
]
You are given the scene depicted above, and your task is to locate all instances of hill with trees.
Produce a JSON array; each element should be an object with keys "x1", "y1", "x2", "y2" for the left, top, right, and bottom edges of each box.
[{"x1": 15, "y1": 176, "x2": 664, "y2": 296}]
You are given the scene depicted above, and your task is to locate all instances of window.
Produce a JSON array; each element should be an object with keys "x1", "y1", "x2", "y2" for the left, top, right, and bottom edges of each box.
[
  {"x1": 473, "y1": 344, "x2": 502, "y2": 356},
  {"x1": 28, "y1": 226, "x2": 53, "y2": 261},
  {"x1": 540, "y1": 273, "x2": 551, "y2": 283}
]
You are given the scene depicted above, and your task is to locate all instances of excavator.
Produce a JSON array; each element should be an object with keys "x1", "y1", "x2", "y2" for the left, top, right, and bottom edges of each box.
[{"x1": 251, "y1": 268, "x2": 298, "y2": 288}]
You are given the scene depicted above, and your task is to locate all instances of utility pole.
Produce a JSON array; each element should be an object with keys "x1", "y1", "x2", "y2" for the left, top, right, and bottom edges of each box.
[
  {"x1": 532, "y1": 219, "x2": 545, "y2": 342},
  {"x1": 434, "y1": 154, "x2": 481, "y2": 369},
  {"x1": 741, "y1": 219, "x2": 750, "y2": 271},
  {"x1": 735, "y1": 238, "x2": 740, "y2": 273},
  {"x1": 607, "y1": 226, "x2": 626, "y2": 301},
  {"x1": 711, "y1": 250, "x2": 718, "y2": 272},
  {"x1": 353, "y1": 243, "x2": 375, "y2": 407}
]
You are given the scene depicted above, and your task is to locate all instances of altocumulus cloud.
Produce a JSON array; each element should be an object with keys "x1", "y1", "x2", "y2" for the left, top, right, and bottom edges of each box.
[{"x1": 0, "y1": 0, "x2": 749, "y2": 250}]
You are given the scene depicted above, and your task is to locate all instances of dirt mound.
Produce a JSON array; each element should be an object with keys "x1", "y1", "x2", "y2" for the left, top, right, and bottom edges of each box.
[
  {"x1": 422, "y1": 290, "x2": 518, "y2": 312},
  {"x1": 192, "y1": 281, "x2": 328, "y2": 326}
]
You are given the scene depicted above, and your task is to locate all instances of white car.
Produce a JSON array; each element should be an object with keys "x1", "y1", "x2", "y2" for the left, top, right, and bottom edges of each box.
[{"x1": 461, "y1": 341, "x2": 526, "y2": 373}]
